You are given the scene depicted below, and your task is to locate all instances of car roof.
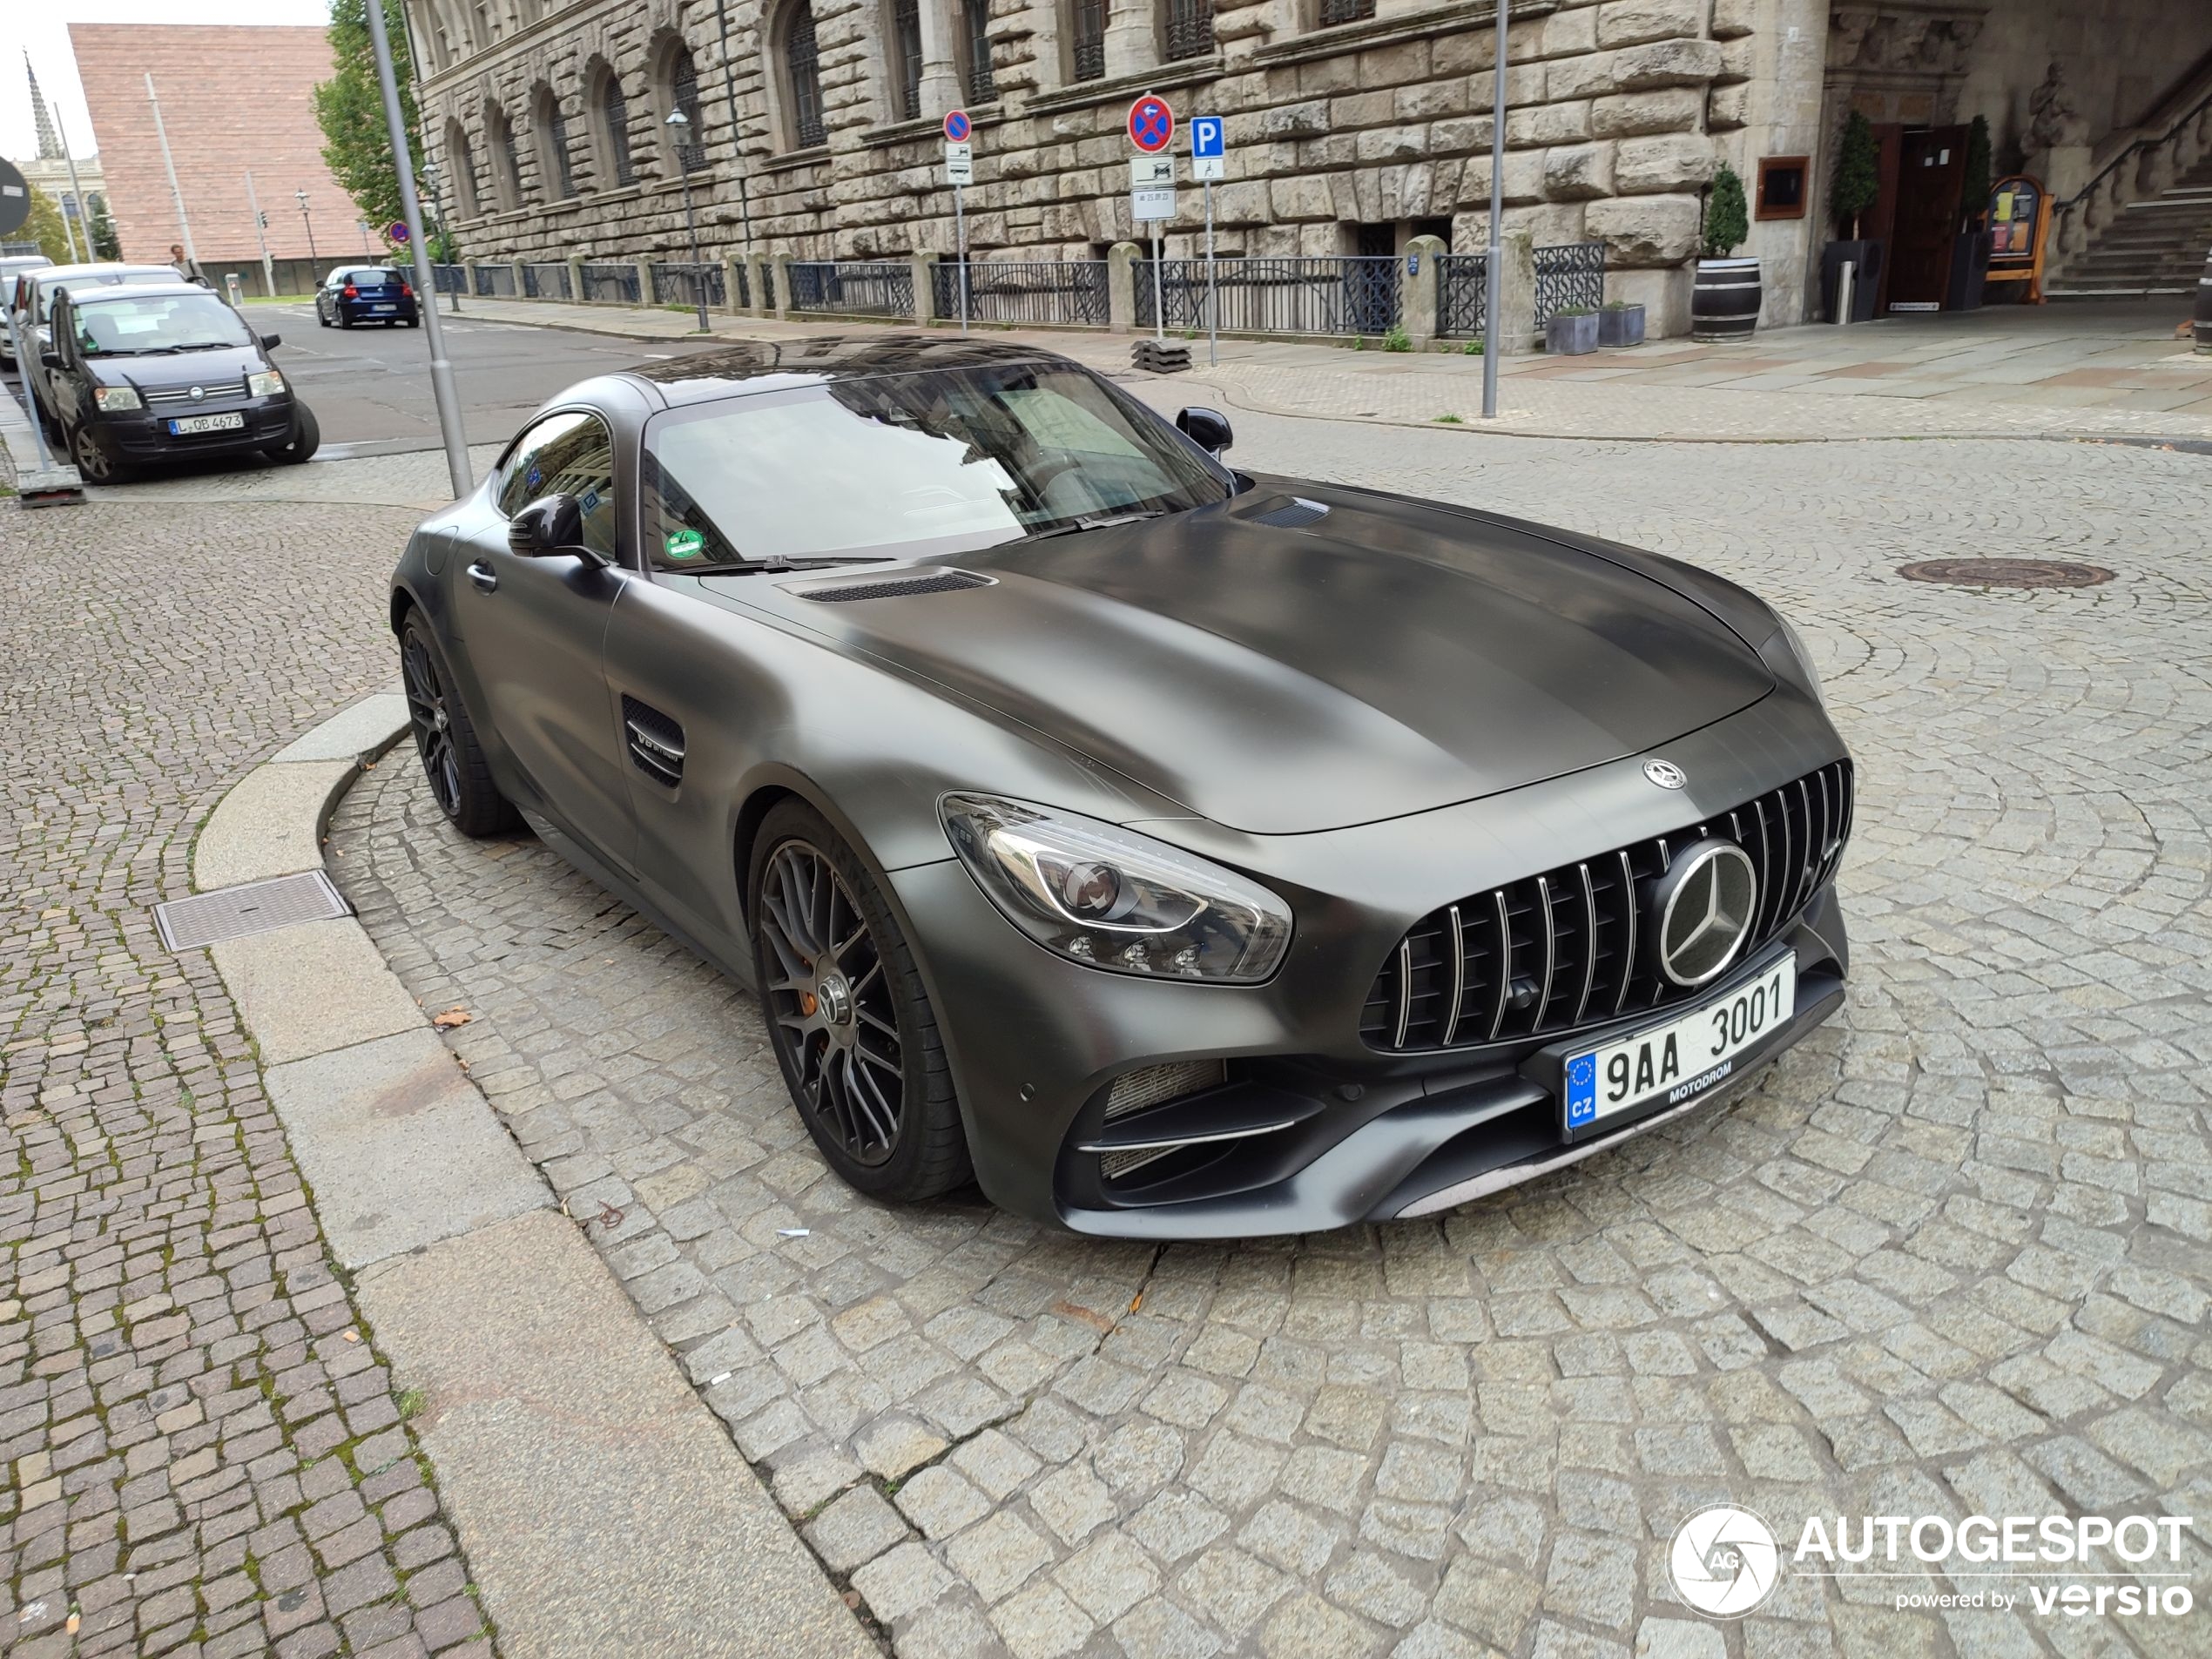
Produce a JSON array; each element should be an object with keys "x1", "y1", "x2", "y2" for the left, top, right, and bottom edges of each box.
[
  {"x1": 617, "y1": 334, "x2": 1083, "y2": 405},
  {"x1": 65, "y1": 280, "x2": 221, "y2": 305},
  {"x1": 35, "y1": 263, "x2": 179, "y2": 287},
  {"x1": 1, "y1": 255, "x2": 53, "y2": 269}
]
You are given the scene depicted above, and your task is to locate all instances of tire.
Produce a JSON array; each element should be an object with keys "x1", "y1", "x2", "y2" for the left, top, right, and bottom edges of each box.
[
  {"x1": 407, "y1": 317, "x2": 421, "y2": 328},
  {"x1": 339, "y1": 310, "x2": 354, "y2": 329},
  {"x1": 749, "y1": 800, "x2": 970, "y2": 1202},
  {"x1": 317, "y1": 306, "x2": 331, "y2": 327},
  {"x1": 265, "y1": 404, "x2": 320, "y2": 465},
  {"x1": 68, "y1": 421, "x2": 130, "y2": 483},
  {"x1": 399, "y1": 611, "x2": 519, "y2": 838}
]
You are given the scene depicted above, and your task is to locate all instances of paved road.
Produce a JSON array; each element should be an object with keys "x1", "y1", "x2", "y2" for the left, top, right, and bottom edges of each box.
[
  {"x1": 0, "y1": 482, "x2": 496, "y2": 1653},
  {"x1": 325, "y1": 411, "x2": 2211, "y2": 1657},
  {"x1": 247, "y1": 303, "x2": 718, "y2": 453}
]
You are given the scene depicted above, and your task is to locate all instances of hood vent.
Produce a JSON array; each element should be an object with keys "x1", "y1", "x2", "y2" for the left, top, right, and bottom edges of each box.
[
  {"x1": 1244, "y1": 496, "x2": 1330, "y2": 529},
  {"x1": 794, "y1": 569, "x2": 994, "y2": 604}
]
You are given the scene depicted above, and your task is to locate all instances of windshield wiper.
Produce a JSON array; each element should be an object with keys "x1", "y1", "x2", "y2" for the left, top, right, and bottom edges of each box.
[
  {"x1": 681, "y1": 556, "x2": 902, "y2": 575},
  {"x1": 1022, "y1": 509, "x2": 1169, "y2": 543}
]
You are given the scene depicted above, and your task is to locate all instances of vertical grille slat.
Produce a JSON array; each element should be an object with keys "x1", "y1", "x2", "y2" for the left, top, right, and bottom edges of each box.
[{"x1": 1366, "y1": 759, "x2": 1854, "y2": 1053}]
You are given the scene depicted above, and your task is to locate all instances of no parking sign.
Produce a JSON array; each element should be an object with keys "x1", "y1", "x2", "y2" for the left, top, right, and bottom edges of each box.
[{"x1": 1128, "y1": 94, "x2": 1174, "y2": 153}]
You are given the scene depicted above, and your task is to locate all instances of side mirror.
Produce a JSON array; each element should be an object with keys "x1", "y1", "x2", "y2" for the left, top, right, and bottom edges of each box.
[
  {"x1": 1176, "y1": 406, "x2": 1233, "y2": 456},
  {"x1": 508, "y1": 492, "x2": 605, "y2": 564},
  {"x1": 260, "y1": 332, "x2": 281, "y2": 349},
  {"x1": 40, "y1": 348, "x2": 62, "y2": 368}
]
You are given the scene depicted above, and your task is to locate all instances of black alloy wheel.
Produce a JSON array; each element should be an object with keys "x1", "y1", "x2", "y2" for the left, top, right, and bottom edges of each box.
[
  {"x1": 749, "y1": 802, "x2": 969, "y2": 1200},
  {"x1": 399, "y1": 613, "x2": 517, "y2": 837}
]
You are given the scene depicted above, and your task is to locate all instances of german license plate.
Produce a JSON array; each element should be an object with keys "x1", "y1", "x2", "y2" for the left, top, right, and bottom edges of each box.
[
  {"x1": 373, "y1": 304, "x2": 395, "y2": 312},
  {"x1": 167, "y1": 412, "x2": 245, "y2": 435},
  {"x1": 1564, "y1": 954, "x2": 1795, "y2": 1139}
]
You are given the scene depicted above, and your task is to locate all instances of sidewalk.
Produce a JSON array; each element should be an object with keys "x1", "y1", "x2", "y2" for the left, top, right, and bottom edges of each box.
[{"x1": 435, "y1": 292, "x2": 2212, "y2": 442}]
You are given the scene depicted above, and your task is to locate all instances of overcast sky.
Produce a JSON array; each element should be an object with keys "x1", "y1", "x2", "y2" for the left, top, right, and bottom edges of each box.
[{"x1": 3, "y1": 0, "x2": 328, "y2": 164}]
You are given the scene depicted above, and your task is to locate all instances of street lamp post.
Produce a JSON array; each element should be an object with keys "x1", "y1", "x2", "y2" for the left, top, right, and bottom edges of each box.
[
  {"x1": 295, "y1": 189, "x2": 319, "y2": 263},
  {"x1": 664, "y1": 109, "x2": 711, "y2": 334}
]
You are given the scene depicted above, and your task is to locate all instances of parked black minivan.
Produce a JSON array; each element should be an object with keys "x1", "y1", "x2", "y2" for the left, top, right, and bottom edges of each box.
[
  {"x1": 314, "y1": 264, "x2": 420, "y2": 327},
  {"x1": 42, "y1": 282, "x2": 320, "y2": 482}
]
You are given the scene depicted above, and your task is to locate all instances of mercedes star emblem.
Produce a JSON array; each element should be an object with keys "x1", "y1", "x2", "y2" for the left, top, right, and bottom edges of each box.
[
  {"x1": 1653, "y1": 841, "x2": 1758, "y2": 988},
  {"x1": 1643, "y1": 759, "x2": 1687, "y2": 789}
]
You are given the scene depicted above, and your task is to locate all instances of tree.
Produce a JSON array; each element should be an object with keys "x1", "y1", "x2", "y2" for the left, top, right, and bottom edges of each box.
[
  {"x1": 1702, "y1": 164, "x2": 1749, "y2": 260},
  {"x1": 86, "y1": 195, "x2": 120, "y2": 260},
  {"x1": 313, "y1": 0, "x2": 422, "y2": 246},
  {"x1": 1829, "y1": 111, "x2": 1880, "y2": 239},
  {"x1": 22, "y1": 183, "x2": 73, "y2": 262}
]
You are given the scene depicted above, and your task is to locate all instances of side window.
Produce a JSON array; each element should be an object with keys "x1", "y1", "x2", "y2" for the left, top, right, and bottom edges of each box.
[{"x1": 496, "y1": 410, "x2": 619, "y2": 558}]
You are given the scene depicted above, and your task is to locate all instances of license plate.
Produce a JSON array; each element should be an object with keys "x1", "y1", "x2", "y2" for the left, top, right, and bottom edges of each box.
[
  {"x1": 1564, "y1": 954, "x2": 1796, "y2": 1138},
  {"x1": 373, "y1": 304, "x2": 395, "y2": 312},
  {"x1": 167, "y1": 412, "x2": 245, "y2": 435}
]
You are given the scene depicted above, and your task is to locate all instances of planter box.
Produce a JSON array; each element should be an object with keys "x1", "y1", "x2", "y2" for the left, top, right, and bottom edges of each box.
[
  {"x1": 1820, "y1": 239, "x2": 1885, "y2": 322},
  {"x1": 1946, "y1": 229, "x2": 1993, "y2": 311},
  {"x1": 1546, "y1": 312, "x2": 1599, "y2": 354},
  {"x1": 1597, "y1": 304, "x2": 1644, "y2": 347}
]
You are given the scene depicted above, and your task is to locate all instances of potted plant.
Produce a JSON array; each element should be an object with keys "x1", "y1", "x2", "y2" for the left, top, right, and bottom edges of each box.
[
  {"x1": 1598, "y1": 298, "x2": 1644, "y2": 347},
  {"x1": 1691, "y1": 163, "x2": 1759, "y2": 341},
  {"x1": 1946, "y1": 113, "x2": 1994, "y2": 312},
  {"x1": 1821, "y1": 111, "x2": 1884, "y2": 322},
  {"x1": 1546, "y1": 305, "x2": 1599, "y2": 354}
]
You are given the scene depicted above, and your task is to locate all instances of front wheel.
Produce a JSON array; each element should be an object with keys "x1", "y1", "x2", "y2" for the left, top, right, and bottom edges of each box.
[
  {"x1": 749, "y1": 802, "x2": 970, "y2": 1202},
  {"x1": 265, "y1": 404, "x2": 319, "y2": 465},
  {"x1": 399, "y1": 612, "x2": 518, "y2": 838},
  {"x1": 69, "y1": 421, "x2": 129, "y2": 483}
]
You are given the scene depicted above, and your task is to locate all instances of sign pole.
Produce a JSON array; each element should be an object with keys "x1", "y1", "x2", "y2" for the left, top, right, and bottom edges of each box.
[
  {"x1": 1204, "y1": 180, "x2": 1217, "y2": 367},
  {"x1": 956, "y1": 184, "x2": 969, "y2": 332},
  {"x1": 244, "y1": 171, "x2": 277, "y2": 298},
  {"x1": 1480, "y1": 0, "x2": 1507, "y2": 419},
  {"x1": 1151, "y1": 223, "x2": 1165, "y2": 343},
  {"x1": 363, "y1": 0, "x2": 472, "y2": 498}
]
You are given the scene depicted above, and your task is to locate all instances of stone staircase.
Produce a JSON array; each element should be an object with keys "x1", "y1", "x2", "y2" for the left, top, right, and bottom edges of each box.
[{"x1": 2047, "y1": 153, "x2": 2212, "y2": 297}]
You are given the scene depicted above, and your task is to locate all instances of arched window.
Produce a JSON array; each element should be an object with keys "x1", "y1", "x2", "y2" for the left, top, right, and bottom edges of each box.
[
  {"x1": 592, "y1": 63, "x2": 638, "y2": 186},
  {"x1": 487, "y1": 104, "x2": 523, "y2": 211},
  {"x1": 445, "y1": 118, "x2": 482, "y2": 218},
  {"x1": 1162, "y1": 0, "x2": 1212, "y2": 60},
  {"x1": 655, "y1": 40, "x2": 708, "y2": 172},
  {"x1": 781, "y1": 1, "x2": 827, "y2": 148},
  {"x1": 534, "y1": 84, "x2": 577, "y2": 199},
  {"x1": 960, "y1": 1, "x2": 995, "y2": 104},
  {"x1": 1069, "y1": 0, "x2": 1106, "y2": 83},
  {"x1": 887, "y1": 0, "x2": 923, "y2": 122}
]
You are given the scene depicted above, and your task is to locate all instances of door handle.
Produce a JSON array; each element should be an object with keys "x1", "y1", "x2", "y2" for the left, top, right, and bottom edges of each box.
[{"x1": 466, "y1": 561, "x2": 497, "y2": 593}]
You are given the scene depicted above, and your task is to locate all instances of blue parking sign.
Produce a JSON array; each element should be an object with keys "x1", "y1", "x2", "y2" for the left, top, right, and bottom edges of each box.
[{"x1": 1191, "y1": 116, "x2": 1225, "y2": 159}]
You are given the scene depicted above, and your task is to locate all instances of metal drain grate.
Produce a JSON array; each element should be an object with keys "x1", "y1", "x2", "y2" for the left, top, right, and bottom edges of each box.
[
  {"x1": 154, "y1": 871, "x2": 351, "y2": 951},
  {"x1": 1898, "y1": 558, "x2": 2114, "y2": 589}
]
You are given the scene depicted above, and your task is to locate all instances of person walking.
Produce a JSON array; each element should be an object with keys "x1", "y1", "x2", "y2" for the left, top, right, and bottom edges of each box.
[{"x1": 168, "y1": 242, "x2": 208, "y2": 285}]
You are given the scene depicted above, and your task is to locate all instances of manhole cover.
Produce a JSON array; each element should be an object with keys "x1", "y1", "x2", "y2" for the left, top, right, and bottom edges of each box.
[
  {"x1": 154, "y1": 871, "x2": 350, "y2": 951},
  {"x1": 1897, "y1": 558, "x2": 2114, "y2": 589}
]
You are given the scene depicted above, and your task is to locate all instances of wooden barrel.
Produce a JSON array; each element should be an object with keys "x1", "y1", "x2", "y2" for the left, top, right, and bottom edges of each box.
[
  {"x1": 2196, "y1": 244, "x2": 2212, "y2": 354},
  {"x1": 1692, "y1": 257, "x2": 1763, "y2": 341}
]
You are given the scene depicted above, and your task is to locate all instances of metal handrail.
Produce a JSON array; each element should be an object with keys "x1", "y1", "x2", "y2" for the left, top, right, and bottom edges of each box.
[{"x1": 2056, "y1": 81, "x2": 2212, "y2": 213}]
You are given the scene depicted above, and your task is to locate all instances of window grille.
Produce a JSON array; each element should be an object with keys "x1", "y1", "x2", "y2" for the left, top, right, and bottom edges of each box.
[
  {"x1": 964, "y1": 2, "x2": 995, "y2": 104},
  {"x1": 1319, "y1": 0, "x2": 1374, "y2": 24},
  {"x1": 671, "y1": 48, "x2": 707, "y2": 172},
  {"x1": 1163, "y1": 0, "x2": 1213, "y2": 60},
  {"x1": 603, "y1": 74, "x2": 637, "y2": 185},
  {"x1": 788, "y1": 4, "x2": 827, "y2": 146},
  {"x1": 544, "y1": 99, "x2": 577, "y2": 198},
  {"x1": 1071, "y1": 0, "x2": 1106, "y2": 82},
  {"x1": 892, "y1": 0, "x2": 924, "y2": 121}
]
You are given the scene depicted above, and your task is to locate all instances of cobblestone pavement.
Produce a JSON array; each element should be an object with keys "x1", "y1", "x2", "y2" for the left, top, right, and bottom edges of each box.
[
  {"x1": 330, "y1": 415, "x2": 2212, "y2": 1659},
  {"x1": 1, "y1": 496, "x2": 495, "y2": 1657}
]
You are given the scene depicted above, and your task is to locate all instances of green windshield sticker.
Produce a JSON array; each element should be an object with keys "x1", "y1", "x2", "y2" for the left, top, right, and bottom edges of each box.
[{"x1": 664, "y1": 528, "x2": 705, "y2": 561}]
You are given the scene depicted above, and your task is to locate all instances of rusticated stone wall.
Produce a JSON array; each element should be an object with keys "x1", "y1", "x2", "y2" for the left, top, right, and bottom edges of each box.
[{"x1": 408, "y1": 0, "x2": 1835, "y2": 333}]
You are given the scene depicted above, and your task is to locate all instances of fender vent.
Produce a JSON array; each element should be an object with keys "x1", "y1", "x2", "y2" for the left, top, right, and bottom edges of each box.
[
  {"x1": 622, "y1": 695, "x2": 685, "y2": 787},
  {"x1": 797, "y1": 570, "x2": 993, "y2": 603},
  {"x1": 1244, "y1": 496, "x2": 1330, "y2": 529}
]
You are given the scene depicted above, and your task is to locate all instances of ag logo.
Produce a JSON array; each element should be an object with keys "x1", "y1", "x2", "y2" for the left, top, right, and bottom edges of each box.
[
  {"x1": 1643, "y1": 759, "x2": 1687, "y2": 789},
  {"x1": 1669, "y1": 1505, "x2": 1781, "y2": 1617}
]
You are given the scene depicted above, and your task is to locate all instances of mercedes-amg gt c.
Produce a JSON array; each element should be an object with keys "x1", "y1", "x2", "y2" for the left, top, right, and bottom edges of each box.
[{"x1": 388, "y1": 337, "x2": 1851, "y2": 1237}]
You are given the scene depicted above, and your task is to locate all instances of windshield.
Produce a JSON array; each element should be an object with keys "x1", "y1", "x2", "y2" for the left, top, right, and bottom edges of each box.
[
  {"x1": 72, "y1": 293, "x2": 253, "y2": 356},
  {"x1": 37, "y1": 271, "x2": 172, "y2": 323},
  {"x1": 641, "y1": 361, "x2": 1228, "y2": 570}
]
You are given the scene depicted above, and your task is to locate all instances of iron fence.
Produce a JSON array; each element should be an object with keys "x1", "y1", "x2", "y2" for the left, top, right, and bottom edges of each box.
[
  {"x1": 580, "y1": 262, "x2": 643, "y2": 303},
  {"x1": 1133, "y1": 255, "x2": 1400, "y2": 336},
  {"x1": 472, "y1": 264, "x2": 517, "y2": 298},
  {"x1": 522, "y1": 261, "x2": 572, "y2": 300},
  {"x1": 786, "y1": 260, "x2": 913, "y2": 316},
  {"x1": 428, "y1": 263, "x2": 467, "y2": 295},
  {"x1": 1437, "y1": 252, "x2": 1488, "y2": 338},
  {"x1": 930, "y1": 260, "x2": 1109, "y2": 327},
  {"x1": 1534, "y1": 241, "x2": 1606, "y2": 322},
  {"x1": 651, "y1": 260, "x2": 726, "y2": 308}
]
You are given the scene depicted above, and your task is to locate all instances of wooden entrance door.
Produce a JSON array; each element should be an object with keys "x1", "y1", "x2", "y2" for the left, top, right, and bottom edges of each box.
[{"x1": 1887, "y1": 126, "x2": 1966, "y2": 310}]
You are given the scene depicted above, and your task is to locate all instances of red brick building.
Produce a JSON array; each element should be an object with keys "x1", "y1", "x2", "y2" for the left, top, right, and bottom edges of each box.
[{"x1": 71, "y1": 24, "x2": 363, "y2": 267}]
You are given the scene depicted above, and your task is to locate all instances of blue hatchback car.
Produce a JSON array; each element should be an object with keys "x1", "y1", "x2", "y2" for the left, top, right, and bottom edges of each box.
[{"x1": 314, "y1": 265, "x2": 420, "y2": 328}]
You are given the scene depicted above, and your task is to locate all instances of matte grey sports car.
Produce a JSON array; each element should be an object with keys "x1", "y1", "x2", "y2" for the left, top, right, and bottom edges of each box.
[{"x1": 388, "y1": 336, "x2": 1851, "y2": 1238}]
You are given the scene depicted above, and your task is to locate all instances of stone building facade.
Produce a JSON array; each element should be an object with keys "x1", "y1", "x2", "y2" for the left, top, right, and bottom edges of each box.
[{"x1": 405, "y1": 0, "x2": 2205, "y2": 334}]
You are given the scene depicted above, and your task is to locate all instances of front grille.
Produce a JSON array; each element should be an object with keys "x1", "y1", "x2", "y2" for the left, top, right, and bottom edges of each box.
[
  {"x1": 144, "y1": 381, "x2": 243, "y2": 405},
  {"x1": 1103, "y1": 1060, "x2": 1225, "y2": 1122},
  {"x1": 1361, "y1": 759, "x2": 1853, "y2": 1053}
]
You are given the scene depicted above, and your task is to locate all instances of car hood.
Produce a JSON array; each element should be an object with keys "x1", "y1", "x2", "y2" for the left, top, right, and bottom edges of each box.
[
  {"x1": 745, "y1": 484, "x2": 1775, "y2": 835},
  {"x1": 98, "y1": 344, "x2": 266, "y2": 392}
]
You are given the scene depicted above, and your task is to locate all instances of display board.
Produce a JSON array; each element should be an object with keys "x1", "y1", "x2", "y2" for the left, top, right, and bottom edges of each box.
[{"x1": 1984, "y1": 173, "x2": 2049, "y2": 303}]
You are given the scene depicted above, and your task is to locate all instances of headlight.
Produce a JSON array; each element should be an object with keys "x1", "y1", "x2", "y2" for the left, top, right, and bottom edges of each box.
[
  {"x1": 1763, "y1": 612, "x2": 1828, "y2": 711},
  {"x1": 247, "y1": 369, "x2": 286, "y2": 397},
  {"x1": 93, "y1": 386, "x2": 142, "y2": 412},
  {"x1": 941, "y1": 793, "x2": 1291, "y2": 982}
]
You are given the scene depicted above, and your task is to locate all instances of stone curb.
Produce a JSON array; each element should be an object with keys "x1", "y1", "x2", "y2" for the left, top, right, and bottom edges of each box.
[{"x1": 192, "y1": 694, "x2": 877, "y2": 1659}]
